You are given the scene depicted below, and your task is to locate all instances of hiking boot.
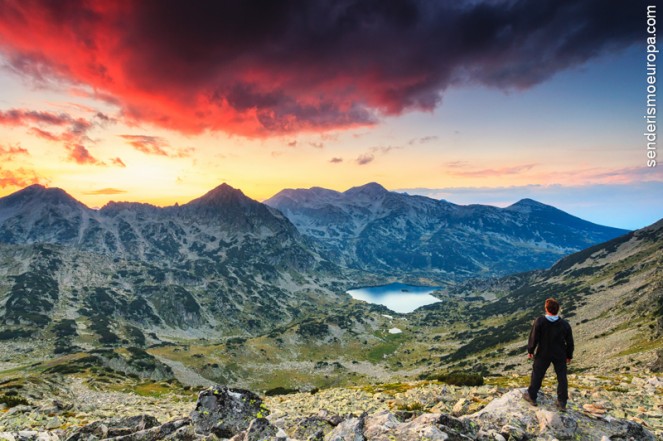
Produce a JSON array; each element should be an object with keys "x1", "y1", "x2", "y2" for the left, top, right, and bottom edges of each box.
[
  {"x1": 556, "y1": 400, "x2": 567, "y2": 412},
  {"x1": 522, "y1": 392, "x2": 537, "y2": 406}
]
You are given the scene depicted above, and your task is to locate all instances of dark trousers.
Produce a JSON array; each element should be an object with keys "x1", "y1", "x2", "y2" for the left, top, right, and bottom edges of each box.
[{"x1": 527, "y1": 356, "x2": 568, "y2": 403}]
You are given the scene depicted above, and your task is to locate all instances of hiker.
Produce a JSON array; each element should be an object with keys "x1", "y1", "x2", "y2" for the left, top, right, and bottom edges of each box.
[{"x1": 523, "y1": 298, "x2": 574, "y2": 411}]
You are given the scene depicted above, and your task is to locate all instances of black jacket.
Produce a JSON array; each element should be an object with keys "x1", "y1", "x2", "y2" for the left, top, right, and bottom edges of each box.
[{"x1": 527, "y1": 316, "x2": 574, "y2": 360}]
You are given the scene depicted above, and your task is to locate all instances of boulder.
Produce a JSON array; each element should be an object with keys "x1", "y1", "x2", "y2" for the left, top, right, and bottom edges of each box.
[
  {"x1": 287, "y1": 416, "x2": 333, "y2": 440},
  {"x1": 65, "y1": 415, "x2": 161, "y2": 441},
  {"x1": 245, "y1": 418, "x2": 279, "y2": 441},
  {"x1": 190, "y1": 386, "x2": 268, "y2": 439},
  {"x1": 325, "y1": 415, "x2": 365, "y2": 441},
  {"x1": 463, "y1": 388, "x2": 656, "y2": 440},
  {"x1": 103, "y1": 418, "x2": 191, "y2": 441}
]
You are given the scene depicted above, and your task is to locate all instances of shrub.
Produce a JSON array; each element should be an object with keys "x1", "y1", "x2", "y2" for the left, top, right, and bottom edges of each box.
[
  {"x1": 264, "y1": 387, "x2": 299, "y2": 396},
  {"x1": 432, "y1": 371, "x2": 484, "y2": 386},
  {"x1": 0, "y1": 394, "x2": 29, "y2": 407}
]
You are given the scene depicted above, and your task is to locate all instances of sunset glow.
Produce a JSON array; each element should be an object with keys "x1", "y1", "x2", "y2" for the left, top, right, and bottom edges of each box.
[{"x1": 0, "y1": 0, "x2": 661, "y2": 228}]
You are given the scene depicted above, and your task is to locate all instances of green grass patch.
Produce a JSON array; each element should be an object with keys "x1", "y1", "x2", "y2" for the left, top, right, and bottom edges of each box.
[{"x1": 366, "y1": 333, "x2": 406, "y2": 363}]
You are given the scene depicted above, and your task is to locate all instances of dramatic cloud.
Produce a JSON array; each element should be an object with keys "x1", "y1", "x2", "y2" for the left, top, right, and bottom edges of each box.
[
  {"x1": 0, "y1": 0, "x2": 639, "y2": 137},
  {"x1": 0, "y1": 167, "x2": 41, "y2": 188},
  {"x1": 83, "y1": 188, "x2": 127, "y2": 195},
  {"x1": 0, "y1": 144, "x2": 29, "y2": 160},
  {"x1": 120, "y1": 135, "x2": 193, "y2": 157}
]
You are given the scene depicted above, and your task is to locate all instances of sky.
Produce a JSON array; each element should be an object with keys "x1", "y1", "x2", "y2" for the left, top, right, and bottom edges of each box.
[{"x1": 0, "y1": 0, "x2": 660, "y2": 230}]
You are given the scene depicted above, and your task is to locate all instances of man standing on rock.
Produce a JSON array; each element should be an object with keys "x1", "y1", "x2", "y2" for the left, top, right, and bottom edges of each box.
[{"x1": 523, "y1": 298, "x2": 574, "y2": 411}]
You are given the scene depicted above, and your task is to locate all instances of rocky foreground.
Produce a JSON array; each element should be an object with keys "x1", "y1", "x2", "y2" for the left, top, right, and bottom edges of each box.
[{"x1": 1, "y1": 375, "x2": 661, "y2": 441}]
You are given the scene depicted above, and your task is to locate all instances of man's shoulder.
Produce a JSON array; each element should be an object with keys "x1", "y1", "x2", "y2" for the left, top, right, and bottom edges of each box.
[{"x1": 533, "y1": 315, "x2": 547, "y2": 325}]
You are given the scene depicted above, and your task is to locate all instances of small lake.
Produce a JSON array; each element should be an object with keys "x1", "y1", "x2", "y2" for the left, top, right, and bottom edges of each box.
[{"x1": 346, "y1": 282, "x2": 441, "y2": 314}]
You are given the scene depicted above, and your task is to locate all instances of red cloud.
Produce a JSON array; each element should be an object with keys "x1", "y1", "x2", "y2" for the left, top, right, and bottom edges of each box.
[
  {"x1": 0, "y1": 1, "x2": 639, "y2": 137},
  {"x1": 0, "y1": 144, "x2": 29, "y2": 160},
  {"x1": 0, "y1": 108, "x2": 118, "y2": 166},
  {"x1": 0, "y1": 167, "x2": 41, "y2": 188},
  {"x1": 68, "y1": 144, "x2": 99, "y2": 165}
]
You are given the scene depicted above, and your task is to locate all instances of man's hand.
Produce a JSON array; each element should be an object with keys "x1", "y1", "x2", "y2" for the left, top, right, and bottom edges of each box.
[
  {"x1": 566, "y1": 358, "x2": 572, "y2": 364},
  {"x1": 528, "y1": 353, "x2": 533, "y2": 359}
]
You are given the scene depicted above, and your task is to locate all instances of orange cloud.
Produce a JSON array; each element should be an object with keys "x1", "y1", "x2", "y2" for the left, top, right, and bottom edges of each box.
[
  {"x1": 68, "y1": 144, "x2": 99, "y2": 165},
  {"x1": 82, "y1": 188, "x2": 127, "y2": 195},
  {"x1": 0, "y1": 108, "x2": 117, "y2": 166},
  {"x1": 0, "y1": 144, "x2": 29, "y2": 160},
  {"x1": 0, "y1": 167, "x2": 41, "y2": 188}
]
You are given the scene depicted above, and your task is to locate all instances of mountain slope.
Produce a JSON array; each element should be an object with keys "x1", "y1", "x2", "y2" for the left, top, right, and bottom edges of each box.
[
  {"x1": 265, "y1": 183, "x2": 629, "y2": 280},
  {"x1": 421, "y1": 217, "x2": 663, "y2": 374}
]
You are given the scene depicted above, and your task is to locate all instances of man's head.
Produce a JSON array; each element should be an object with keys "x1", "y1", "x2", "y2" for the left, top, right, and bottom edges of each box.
[{"x1": 545, "y1": 298, "x2": 560, "y2": 315}]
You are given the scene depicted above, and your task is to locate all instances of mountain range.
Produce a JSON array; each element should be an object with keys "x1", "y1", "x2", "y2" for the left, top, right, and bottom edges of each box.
[
  {"x1": 266, "y1": 182, "x2": 629, "y2": 280},
  {"x1": 0, "y1": 182, "x2": 661, "y2": 433},
  {"x1": 0, "y1": 184, "x2": 347, "y2": 350},
  {"x1": 0, "y1": 183, "x2": 642, "y2": 357}
]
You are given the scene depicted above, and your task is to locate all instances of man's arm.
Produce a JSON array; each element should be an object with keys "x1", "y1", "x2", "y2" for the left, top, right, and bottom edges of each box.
[
  {"x1": 565, "y1": 322, "x2": 574, "y2": 361},
  {"x1": 527, "y1": 318, "x2": 540, "y2": 357}
]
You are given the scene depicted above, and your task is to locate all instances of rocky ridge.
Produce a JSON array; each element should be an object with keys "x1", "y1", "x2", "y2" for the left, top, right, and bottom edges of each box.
[
  {"x1": 0, "y1": 375, "x2": 660, "y2": 440},
  {"x1": 265, "y1": 183, "x2": 629, "y2": 281}
]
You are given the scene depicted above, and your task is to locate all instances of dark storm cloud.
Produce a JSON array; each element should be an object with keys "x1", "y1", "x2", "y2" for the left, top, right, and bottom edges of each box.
[{"x1": 0, "y1": 0, "x2": 640, "y2": 136}]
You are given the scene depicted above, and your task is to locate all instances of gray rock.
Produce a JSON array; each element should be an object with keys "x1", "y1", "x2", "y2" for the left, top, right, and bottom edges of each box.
[
  {"x1": 245, "y1": 418, "x2": 278, "y2": 441},
  {"x1": 463, "y1": 388, "x2": 656, "y2": 440},
  {"x1": 535, "y1": 409, "x2": 577, "y2": 439},
  {"x1": 395, "y1": 414, "x2": 449, "y2": 441},
  {"x1": 190, "y1": 386, "x2": 267, "y2": 439},
  {"x1": 324, "y1": 415, "x2": 365, "y2": 441},
  {"x1": 45, "y1": 418, "x2": 61, "y2": 431},
  {"x1": 287, "y1": 417, "x2": 333, "y2": 440},
  {"x1": 362, "y1": 411, "x2": 399, "y2": 440},
  {"x1": 65, "y1": 415, "x2": 161, "y2": 441},
  {"x1": 106, "y1": 418, "x2": 191, "y2": 441}
]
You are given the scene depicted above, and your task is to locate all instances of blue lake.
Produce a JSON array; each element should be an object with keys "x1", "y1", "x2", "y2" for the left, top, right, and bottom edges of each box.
[{"x1": 346, "y1": 283, "x2": 441, "y2": 314}]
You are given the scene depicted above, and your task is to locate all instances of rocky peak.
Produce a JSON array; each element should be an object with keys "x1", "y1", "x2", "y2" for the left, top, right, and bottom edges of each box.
[
  {"x1": 0, "y1": 184, "x2": 86, "y2": 211},
  {"x1": 185, "y1": 183, "x2": 250, "y2": 208},
  {"x1": 504, "y1": 198, "x2": 553, "y2": 213},
  {"x1": 344, "y1": 182, "x2": 389, "y2": 198}
]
